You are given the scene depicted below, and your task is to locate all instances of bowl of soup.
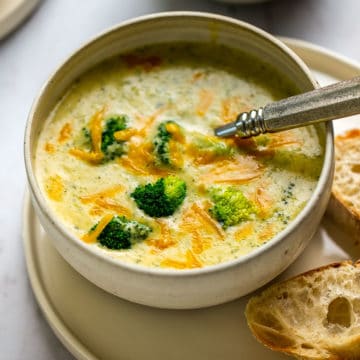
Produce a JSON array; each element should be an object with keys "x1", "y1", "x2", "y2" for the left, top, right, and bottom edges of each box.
[{"x1": 24, "y1": 12, "x2": 333, "y2": 309}]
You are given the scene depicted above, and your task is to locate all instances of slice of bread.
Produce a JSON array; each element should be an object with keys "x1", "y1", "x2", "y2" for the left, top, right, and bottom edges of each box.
[
  {"x1": 245, "y1": 260, "x2": 360, "y2": 360},
  {"x1": 326, "y1": 129, "x2": 360, "y2": 239}
]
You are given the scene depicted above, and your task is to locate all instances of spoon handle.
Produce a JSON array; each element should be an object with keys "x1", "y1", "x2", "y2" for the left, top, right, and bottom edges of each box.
[{"x1": 215, "y1": 76, "x2": 360, "y2": 138}]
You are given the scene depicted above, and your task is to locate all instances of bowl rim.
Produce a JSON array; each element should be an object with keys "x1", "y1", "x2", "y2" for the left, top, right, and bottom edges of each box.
[{"x1": 24, "y1": 10, "x2": 334, "y2": 278}]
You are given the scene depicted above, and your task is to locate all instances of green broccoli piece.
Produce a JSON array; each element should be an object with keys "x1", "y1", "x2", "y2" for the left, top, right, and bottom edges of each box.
[
  {"x1": 101, "y1": 115, "x2": 128, "y2": 161},
  {"x1": 267, "y1": 150, "x2": 323, "y2": 179},
  {"x1": 91, "y1": 215, "x2": 152, "y2": 250},
  {"x1": 131, "y1": 176, "x2": 187, "y2": 217},
  {"x1": 74, "y1": 115, "x2": 128, "y2": 161},
  {"x1": 209, "y1": 187, "x2": 256, "y2": 228},
  {"x1": 253, "y1": 134, "x2": 271, "y2": 147},
  {"x1": 153, "y1": 120, "x2": 183, "y2": 167},
  {"x1": 190, "y1": 132, "x2": 234, "y2": 161}
]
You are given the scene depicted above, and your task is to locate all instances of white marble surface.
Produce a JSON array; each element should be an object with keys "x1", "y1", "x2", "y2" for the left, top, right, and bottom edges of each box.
[{"x1": 0, "y1": 0, "x2": 359, "y2": 359}]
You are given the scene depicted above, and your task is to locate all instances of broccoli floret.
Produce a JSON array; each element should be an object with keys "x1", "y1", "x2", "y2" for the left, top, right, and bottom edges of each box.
[
  {"x1": 209, "y1": 187, "x2": 256, "y2": 228},
  {"x1": 101, "y1": 115, "x2": 128, "y2": 161},
  {"x1": 131, "y1": 176, "x2": 187, "y2": 217},
  {"x1": 153, "y1": 121, "x2": 183, "y2": 167},
  {"x1": 82, "y1": 127, "x2": 91, "y2": 141},
  {"x1": 268, "y1": 150, "x2": 323, "y2": 179},
  {"x1": 91, "y1": 215, "x2": 152, "y2": 250},
  {"x1": 190, "y1": 132, "x2": 234, "y2": 163}
]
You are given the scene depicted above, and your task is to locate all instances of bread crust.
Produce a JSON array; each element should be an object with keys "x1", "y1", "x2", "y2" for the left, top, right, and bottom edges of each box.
[
  {"x1": 245, "y1": 260, "x2": 360, "y2": 360},
  {"x1": 326, "y1": 129, "x2": 360, "y2": 239}
]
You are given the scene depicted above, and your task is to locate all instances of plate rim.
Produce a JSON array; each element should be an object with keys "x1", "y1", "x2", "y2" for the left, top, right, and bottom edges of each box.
[
  {"x1": 0, "y1": 0, "x2": 40, "y2": 40},
  {"x1": 22, "y1": 191, "x2": 97, "y2": 360},
  {"x1": 22, "y1": 38, "x2": 360, "y2": 360}
]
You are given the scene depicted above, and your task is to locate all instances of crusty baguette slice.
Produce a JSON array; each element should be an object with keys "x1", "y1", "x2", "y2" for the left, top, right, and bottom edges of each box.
[
  {"x1": 245, "y1": 260, "x2": 360, "y2": 360},
  {"x1": 326, "y1": 129, "x2": 360, "y2": 239}
]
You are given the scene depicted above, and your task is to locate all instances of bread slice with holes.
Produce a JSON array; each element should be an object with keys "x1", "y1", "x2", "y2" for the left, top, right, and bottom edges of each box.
[
  {"x1": 245, "y1": 260, "x2": 360, "y2": 360},
  {"x1": 326, "y1": 129, "x2": 360, "y2": 239}
]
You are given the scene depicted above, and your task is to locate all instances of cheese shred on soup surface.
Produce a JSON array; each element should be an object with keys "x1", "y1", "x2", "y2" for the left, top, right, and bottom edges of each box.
[{"x1": 35, "y1": 43, "x2": 324, "y2": 269}]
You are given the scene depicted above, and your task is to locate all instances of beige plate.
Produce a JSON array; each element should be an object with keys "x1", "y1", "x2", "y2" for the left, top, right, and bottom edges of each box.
[
  {"x1": 0, "y1": 0, "x2": 40, "y2": 39},
  {"x1": 22, "y1": 38, "x2": 360, "y2": 360}
]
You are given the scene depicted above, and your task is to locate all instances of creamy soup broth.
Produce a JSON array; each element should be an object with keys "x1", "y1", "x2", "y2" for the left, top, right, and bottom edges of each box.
[{"x1": 35, "y1": 43, "x2": 324, "y2": 269}]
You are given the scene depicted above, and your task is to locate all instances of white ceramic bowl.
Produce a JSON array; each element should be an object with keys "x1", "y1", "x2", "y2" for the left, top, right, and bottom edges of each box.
[{"x1": 24, "y1": 12, "x2": 334, "y2": 309}]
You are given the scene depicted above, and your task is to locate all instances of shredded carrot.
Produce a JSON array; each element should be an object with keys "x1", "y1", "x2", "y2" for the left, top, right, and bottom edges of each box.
[
  {"x1": 58, "y1": 123, "x2": 72, "y2": 143},
  {"x1": 191, "y1": 230, "x2": 212, "y2": 254},
  {"x1": 161, "y1": 258, "x2": 188, "y2": 269},
  {"x1": 89, "y1": 108, "x2": 105, "y2": 153},
  {"x1": 185, "y1": 250, "x2": 202, "y2": 268},
  {"x1": 82, "y1": 214, "x2": 113, "y2": 243},
  {"x1": 69, "y1": 148, "x2": 104, "y2": 164},
  {"x1": 69, "y1": 107, "x2": 108, "y2": 164},
  {"x1": 94, "y1": 198, "x2": 131, "y2": 217},
  {"x1": 118, "y1": 141, "x2": 174, "y2": 176},
  {"x1": 137, "y1": 106, "x2": 168, "y2": 137},
  {"x1": 193, "y1": 152, "x2": 226, "y2": 165},
  {"x1": 252, "y1": 186, "x2": 273, "y2": 219},
  {"x1": 89, "y1": 206, "x2": 104, "y2": 216},
  {"x1": 80, "y1": 185, "x2": 124, "y2": 204},
  {"x1": 201, "y1": 156, "x2": 262, "y2": 185},
  {"x1": 191, "y1": 203, "x2": 225, "y2": 240},
  {"x1": 259, "y1": 224, "x2": 275, "y2": 243},
  {"x1": 168, "y1": 140, "x2": 183, "y2": 168},
  {"x1": 221, "y1": 96, "x2": 251, "y2": 123},
  {"x1": 160, "y1": 250, "x2": 202, "y2": 269},
  {"x1": 211, "y1": 176, "x2": 261, "y2": 185},
  {"x1": 234, "y1": 222, "x2": 254, "y2": 241},
  {"x1": 266, "y1": 131, "x2": 301, "y2": 148},
  {"x1": 196, "y1": 89, "x2": 214, "y2": 116},
  {"x1": 113, "y1": 128, "x2": 137, "y2": 141},
  {"x1": 117, "y1": 156, "x2": 149, "y2": 175},
  {"x1": 46, "y1": 175, "x2": 64, "y2": 201},
  {"x1": 186, "y1": 135, "x2": 231, "y2": 165},
  {"x1": 165, "y1": 122, "x2": 185, "y2": 143},
  {"x1": 44, "y1": 142, "x2": 56, "y2": 154},
  {"x1": 146, "y1": 221, "x2": 176, "y2": 250}
]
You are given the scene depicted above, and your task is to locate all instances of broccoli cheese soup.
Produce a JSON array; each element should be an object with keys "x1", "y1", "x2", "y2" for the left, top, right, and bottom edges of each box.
[{"x1": 34, "y1": 43, "x2": 324, "y2": 269}]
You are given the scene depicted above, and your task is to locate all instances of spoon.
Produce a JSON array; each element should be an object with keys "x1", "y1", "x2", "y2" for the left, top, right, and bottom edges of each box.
[{"x1": 214, "y1": 76, "x2": 360, "y2": 138}]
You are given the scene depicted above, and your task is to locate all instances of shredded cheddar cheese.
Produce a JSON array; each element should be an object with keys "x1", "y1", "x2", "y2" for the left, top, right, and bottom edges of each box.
[
  {"x1": 234, "y1": 222, "x2": 255, "y2": 241},
  {"x1": 94, "y1": 198, "x2": 131, "y2": 217},
  {"x1": 46, "y1": 175, "x2": 64, "y2": 201},
  {"x1": 82, "y1": 214, "x2": 113, "y2": 243},
  {"x1": 80, "y1": 185, "x2": 124, "y2": 204},
  {"x1": 113, "y1": 128, "x2": 137, "y2": 141},
  {"x1": 202, "y1": 157, "x2": 262, "y2": 185},
  {"x1": 196, "y1": 89, "x2": 214, "y2": 116},
  {"x1": 58, "y1": 123, "x2": 72, "y2": 143},
  {"x1": 89, "y1": 107, "x2": 105, "y2": 153},
  {"x1": 190, "y1": 203, "x2": 225, "y2": 240},
  {"x1": 146, "y1": 221, "x2": 176, "y2": 250},
  {"x1": 161, "y1": 250, "x2": 202, "y2": 269},
  {"x1": 69, "y1": 148, "x2": 104, "y2": 164},
  {"x1": 191, "y1": 230, "x2": 212, "y2": 254},
  {"x1": 259, "y1": 223, "x2": 275, "y2": 243},
  {"x1": 137, "y1": 106, "x2": 168, "y2": 137},
  {"x1": 44, "y1": 142, "x2": 56, "y2": 154},
  {"x1": 221, "y1": 96, "x2": 251, "y2": 123},
  {"x1": 252, "y1": 186, "x2": 273, "y2": 219}
]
